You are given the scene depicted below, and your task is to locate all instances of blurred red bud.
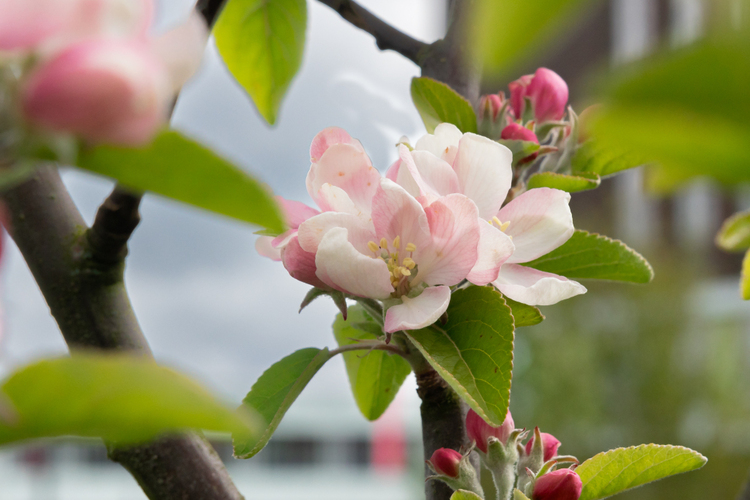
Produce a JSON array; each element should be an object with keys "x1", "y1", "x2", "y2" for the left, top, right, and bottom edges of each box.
[
  {"x1": 525, "y1": 432, "x2": 561, "y2": 462},
  {"x1": 429, "y1": 448, "x2": 462, "y2": 478},
  {"x1": 508, "y1": 74, "x2": 533, "y2": 119},
  {"x1": 466, "y1": 409, "x2": 514, "y2": 453},
  {"x1": 501, "y1": 123, "x2": 539, "y2": 144},
  {"x1": 533, "y1": 469, "x2": 582, "y2": 500},
  {"x1": 480, "y1": 93, "x2": 504, "y2": 121},
  {"x1": 526, "y1": 68, "x2": 569, "y2": 123}
]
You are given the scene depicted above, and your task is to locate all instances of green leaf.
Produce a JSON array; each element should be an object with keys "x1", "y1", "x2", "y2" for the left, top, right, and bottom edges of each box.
[
  {"x1": 502, "y1": 295, "x2": 544, "y2": 327},
  {"x1": 716, "y1": 210, "x2": 750, "y2": 252},
  {"x1": 233, "y1": 348, "x2": 330, "y2": 458},
  {"x1": 497, "y1": 139, "x2": 541, "y2": 165},
  {"x1": 0, "y1": 354, "x2": 259, "y2": 446},
  {"x1": 404, "y1": 286, "x2": 514, "y2": 426},
  {"x1": 332, "y1": 306, "x2": 411, "y2": 421},
  {"x1": 214, "y1": 0, "x2": 307, "y2": 124},
  {"x1": 451, "y1": 491, "x2": 484, "y2": 500},
  {"x1": 77, "y1": 131, "x2": 285, "y2": 234},
  {"x1": 571, "y1": 140, "x2": 645, "y2": 177},
  {"x1": 524, "y1": 230, "x2": 654, "y2": 283},
  {"x1": 411, "y1": 77, "x2": 478, "y2": 134},
  {"x1": 473, "y1": 0, "x2": 598, "y2": 72},
  {"x1": 514, "y1": 490, "x2": 531, "y2": 500},
  {"x1": 741, "y1": 250, "x2": 750, "y2": 300},
  {"x1": 527, "y1": 172, "x2": 601, "y2": 193},
  {"x1": 577, "y1": 444, "x2": 707, "y2": 500}
]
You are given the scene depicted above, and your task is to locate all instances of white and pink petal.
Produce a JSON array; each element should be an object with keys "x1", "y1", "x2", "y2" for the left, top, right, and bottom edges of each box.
[
  {"x1": 297, "y1": 212, "x2": 374, "y2": 254},
  {"x1": 467, "y1": 222, "x2": 515, "y2": 286},
  {"x1": 383, "y1": 286, "x2": 451, "y2": 333},
  {"x1": 281, "y1": 236, "x2": 329, "y2": 290},
  {"x1": 306, "y1": 143, "x2": 379, "y2": 213},
  {"x1": 493, "y1": 264, "x2": 586, "y2": 306},
  {"x1": 414, "y1": 123, "x2": 463, "y2": 165}
]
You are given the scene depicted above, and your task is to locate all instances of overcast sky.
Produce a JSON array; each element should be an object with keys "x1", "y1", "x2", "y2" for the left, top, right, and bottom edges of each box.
[{"x1": 0, "y1": 0, "x2": 447, "y2": 433}]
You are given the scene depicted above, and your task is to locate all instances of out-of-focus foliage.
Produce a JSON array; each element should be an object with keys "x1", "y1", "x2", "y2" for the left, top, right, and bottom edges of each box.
[
  {"x1": 333, "y1": 306, "x2": 411, "y2": 421},
  {"x1": 405, "y1": 287, "x2": 515, "y2": 427},
  {"x1": 78, "y1": 130, "x2": 286, "y2": 235},
  {"x1": 577, "y1": 444, "x2": 707, "y2": 500},
  {"x1": 411, "y1": 77, "x2": 478, "y2": 134},
  {"x1": 524, "y1": 230, "x2": 654, "y2": 283},
  {"x1": 716, "y1": 210, "x2": 750, "y2": 252},
  {"x1": 0, "y1": 355, "x2": 260, "y2": 446},
  {"x1": 451, "y1": 491, "x2": 483, "y2": 500},
  {"x1": 233, "y1": 347, "x2": 330, "y2": 458},
  {"x1": 527, "y1": 171, "x2": 601, "y2": 193},
  {"x1": 214, "y1": 0, "x2": 307, "y2": 124}
]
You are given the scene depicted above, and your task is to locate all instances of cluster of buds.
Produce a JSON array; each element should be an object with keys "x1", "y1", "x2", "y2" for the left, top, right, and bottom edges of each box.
[
  {"x1": 429, "y1": 409, "x2": 582, "y2": 500},
  {"x1": 0, "y1": 0, "x2": 207, "y2": 158}
]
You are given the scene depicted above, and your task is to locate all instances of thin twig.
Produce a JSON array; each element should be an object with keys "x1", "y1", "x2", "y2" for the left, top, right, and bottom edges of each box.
[{"x1": 316, "y1": 0, "x2": 428, "y2": 64}]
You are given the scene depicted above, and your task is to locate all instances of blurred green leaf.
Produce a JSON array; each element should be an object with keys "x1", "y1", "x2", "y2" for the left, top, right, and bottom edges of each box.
[
  {"x1": 502, "y1": 295, "x2": 544, "y2": 327},
  {"x1": 404, "y1": 286, "x2": 514, "y2": 426},
  {"x1": 0, "y1": 355, "x2": 259, "y2": 446},
  {"x1": 577, "y1": 444, "x2": 707, "y2": 500},
  {"x1": 513, "y1": 490, "x2": 531, "y2": 500},
  {"x1": 524, "y1": 230, "x2": 654, "y2": 283},
  {"x1": 473, "y1": 0, "x2": 599, "y2": 72},
  {"x1": 214, "y1": 0, "x2": 307, "y2": 124},
  {"x1": 497, "y1": 139, "x2": 541, "y2": 165},
  {"x1": 411, "y1": 77, "x2": 478, "y2": 134},
  {"x1": 742, "y1": 250, "x2": 750, "y2": 300},
  {"x1": 451, "y1": 491, "x2": 483, "y2": 500},
  {"x1": 233, "y1": 348, "x2": 329, "y2": 458},
  {"x1": 527, "y1": 171, "x2": 601, "y2": 193},
  {"x1": 594, "y1": 38, "x2": 750, "y2": 191},
  {"x1": 78, "y1": 131, "x2": 285, "y2": 235},
  {"x1": 333, "y1": 306, "x2": 411, "y2": 421},
  {"x1": 571, "y1": 141, "x2": 645, "y2": 177},
  {"x1": 716, "y1": 210, "x2": 750, "y2": 252}
]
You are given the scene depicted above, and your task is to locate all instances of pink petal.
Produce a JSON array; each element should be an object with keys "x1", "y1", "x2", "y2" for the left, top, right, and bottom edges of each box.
[
  {"x1": 297, "y1": 212, "x2": 375, "y2": 254},
  {"x1": 151, "y1": 10, "x2": 208, "y2": 91},
  {"x1": 467, "y1": 221, "x2": 515, "y2": 286},
  {"x1": 497, "y1": 188, "x2": 574, "y2": 264},
  {"x1": 414, "y1": 123, "x2": 462, "y2": 165},
  {"x1": 277, "y1": 197, "x2": 319, "y2": 229},
  {"x1": 453, "y1": 134, "x2": 513, "y2": 220},
  {"x1": 306, "y1": 143, "x2": 379, "y2": 213},
  {"x1": 255, "y1": 236, "x2": 281, "y2": 261},
  {"x1": 0, "y1": 0, "x2": 70, "y2": 51},
  {"x1": 385, "y1": 158, "x2": 401, "y2": 182},
  {"x1": 493, "y1": 264, "x2": 586, "y2": 306},
  {"x1": 410, "y1": 150, "x2": 460, "y2": 197},
  {"x1": 315, "y1": 227, "x2": 393, "y2": 299},
  {"x1": 317, "y1": 184, "x2": 362, "y2": 216},
  {"x1": 281, "y1": 236, "x2": 329, "y2": 290},
  {"x1": 383, "y1": 286, "x2": 451, "y2": 333},
  {"x1": 371, "y1": 179, "x2": 432, "y2": 256},
  {"x1": 310, "y1": 127, "x2": 364, "y2": 162},
  {"x1": 394, "y1": 145, "x2": 432, "y2": 201},
  {"x1": 418, "y1": 194, "x2": 480, "y2": 287}
]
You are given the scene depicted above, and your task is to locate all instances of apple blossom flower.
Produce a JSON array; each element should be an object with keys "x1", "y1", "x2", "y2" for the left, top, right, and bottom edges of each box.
[
  {"x1": 525, "y1": 432, "x2": 561, "y2": 462},
  {"x1": 390, "y1": 123, "x2": 586, "y2": 306},
  {"x1": 532, "y1": 469, "x2": 582, "y2": 500},
  {"x1": 509, "y1": 68, "x2": 569, "y2": 123},
  {"x1": 466, "y1": 408, "x2": 514, "y2": 454},
  {"x1": 428, "y1": 448, "x2": 462, "y2": 478}
]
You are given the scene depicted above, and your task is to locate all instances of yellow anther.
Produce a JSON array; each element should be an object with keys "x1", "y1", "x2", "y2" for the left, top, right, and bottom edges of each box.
[
  {"x1": 400, "y1": 267, "x2": 411, "y2": 277},
  {"x1": 379, "y1": 237, "x2": 389, "y2": 249},
  {"x1": 393, "y1": 236, "x2": 401, "y2": 249},
  {"x1": 392, "y1": 267, "x2": 402, "y2": 279},
  {"x1": 367, "y1": 241, "x2": 379, "y2": 254},
  {"x1": 500, "y1": 221, "x2": 510, "y2": 232},
  {"x1": 492, "y1": 217, "x2": 510, "y2": 232},
  {"x1": 405, "y1": 243, "x2": 417, "y2": 252},
  {"x1": 492, "y1": 216, "x2": 503, "y2": 226},
  {"x1": 403, "y1": 257, "x2": 416, "y2": 269}
]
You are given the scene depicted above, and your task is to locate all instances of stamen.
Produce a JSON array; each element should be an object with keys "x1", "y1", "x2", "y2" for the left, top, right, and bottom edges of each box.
[
  {"x1": 393, "y1": 236, "x2": 401, "y2": 249},
  {"x1": 500, "y1": 221, "x2": 510, "y2": 232},
  {"x1": 405, "y1": 243, "x2": 417, "y2": 252},
  {"x1": 402, "y1": 257, "x2": 416, "y2": 269},
  {"x1": 379, "y1": 237, "x2": 389, "y2": 249},
  {"x1": 400, "y1": 267, "x2": 411, "y2": 276},
  {"x1": 492, "y1": 217, "x2": 510, "y2": 232},
  {"x1": 367, "y1": 241, "x2": 379, "y2": 254}
]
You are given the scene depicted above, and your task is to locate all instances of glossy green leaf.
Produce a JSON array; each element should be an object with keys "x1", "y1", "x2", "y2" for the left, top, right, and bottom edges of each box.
[
  {"x1": 571, "y1": 140, "x2": 645, "y2": 177},
  {"x1": 716, "y1": 210, "x2": 750, "y2": 252},
  {"x1": 234, "y1": 348, "x2": 330, "y2": 458},
  {"x1": 77, "y1": 131, "x2": 285, "y2": 234},
  {"x1": 214, "y1": 0, "x2": 307, "y2": 124},
  {"x1": 333, "y1": 306, "x2": 411, "y2": 421},
  {"x1": 411, "y1": 77, "x2": 478, "y2": 134},
  {"x1": 404, "y1": 287, "x2": 514, "y2": 426},
  {"x1": 0, "y1": 355, "x2": 259, "y2": 446},
  {"x1": 741, "y1": 250, "x2": 750, "y2": 300},
  {"x1": 451, "y1": 491, "x2": 483, "y2": 500},
  {"x1": 577, "y1": 444, "x2": 707, "y2": 500},
  {"x1": 527, "y1": 171, "x2": 601, "y2": 193},
  {"x1": 473, "y1": 0, "x2": 598, "y2": 71},
  {"x1": 502, "y1": 295, "x2": 544, "y2": 327},
  {"x1": 524, "y1": 230, "x2": 654, "y2": 283}
]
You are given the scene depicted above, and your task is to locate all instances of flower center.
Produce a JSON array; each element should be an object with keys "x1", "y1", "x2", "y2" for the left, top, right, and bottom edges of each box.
[
  {"x1": 490, "y1": 216, "x2": 510, "y2": 232},
  {"x1": 367, "y1": 236, "x2": 417, "y2": 296}
]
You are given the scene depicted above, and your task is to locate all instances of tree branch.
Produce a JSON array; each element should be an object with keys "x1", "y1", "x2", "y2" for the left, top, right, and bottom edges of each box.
[
  {"x1": 1, "y1": 167, "x2": 244, "y2": 500},
  {"x1": 317, "y1": 0, "x2": 428, "y2": 64}
]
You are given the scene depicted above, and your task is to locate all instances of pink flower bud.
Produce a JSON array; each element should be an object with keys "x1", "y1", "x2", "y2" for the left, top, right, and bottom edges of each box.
[
  {"x1": 525, "y1": 432, "x2": 561, "y2": 462},
  {"x1": 508, "y1": 74, "x2": 533, "y2": 120},
  {"x1": 533, "y1": 469, "x2": 582, "y2": 500},
  {"x1": 466, "y1": 409, "x2": 514, "y2": 453},
  {"x1": 480, "y1": 93, "x2": 504, "y2": 121},
  {"x1": 429, "y1": 448, "x2": 463, "y2": 478},
  {"x1": 525, "y1": 68, "x2": 569, "y2": 123},
  {"x1": 21, "y1": 39, "x2": 170, "y2": 146},
  {"x1": 501, "y1": 123, "x2": 539, "y2": 144}
]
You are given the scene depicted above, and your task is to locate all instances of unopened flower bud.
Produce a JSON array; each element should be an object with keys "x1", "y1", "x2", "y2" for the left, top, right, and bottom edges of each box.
[
  {"x1": 526, "y1": 68, "x2": 569, "y2": 123},
  {"x1": 501, "y1": 123, "x2": 539, "y2": 144},
  {"x1": 428, "y1": 448, "x2": 462, "y2": 478},
  {"x1": 525, "y1": 432, "x2": 561, "y2": 462},
  {"x1": 466, "y1": 409, "x2": 514, "y2": 453},
  {"x1": 480, "y1": 93, "x2": 504, "y2": 121},
  {"x1": 509, "y1": 74, "x2": 533, "y2": 120},
  {"x1": 533, "y1": 469, "x2": 582, "y2": 500}
]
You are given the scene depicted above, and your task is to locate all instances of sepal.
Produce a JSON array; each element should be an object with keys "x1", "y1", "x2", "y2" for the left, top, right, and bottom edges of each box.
[{"x1": 299, "y1": 287, "x2": 348, "y2": 319}]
